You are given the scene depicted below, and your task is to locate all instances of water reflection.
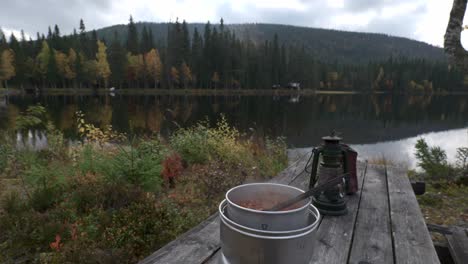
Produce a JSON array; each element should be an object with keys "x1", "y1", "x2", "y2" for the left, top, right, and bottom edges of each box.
[
  {"x1": 1, "y1": 94, "x2": 467, "y2": 150},
  {"x1": 16, "y1": 130, "x2": 48, "y2": 150},
  {"x1": 352, "y1": 128, "x2": 468, "y2": 169}
]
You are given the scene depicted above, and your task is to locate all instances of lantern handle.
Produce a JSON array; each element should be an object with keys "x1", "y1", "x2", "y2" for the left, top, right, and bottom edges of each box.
[{"x1": 308, "y1": 146, "x2": 322, "y2": 189}]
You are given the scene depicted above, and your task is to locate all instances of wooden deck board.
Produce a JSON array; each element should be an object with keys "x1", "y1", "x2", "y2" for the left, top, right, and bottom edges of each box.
[
  {"x1": 139, "y1": 213, "x2": 220, "y2": 264},
  {"x1": 308, "y1": 162, "x2": 366, "y2": 264},
  {"x1": 446, "y1": 226, "x2": 468, "y2": 264},
  {"x1": 348, "y1": 165, "x2": 393, "y2": 264},
  {"x1": 386, "y1": 166, "x2": 440, "y2": 264}
]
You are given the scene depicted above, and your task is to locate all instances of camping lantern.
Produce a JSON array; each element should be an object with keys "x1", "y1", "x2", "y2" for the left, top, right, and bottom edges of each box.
[{"x1": 308, "y1": 132, "x2": 357, "y2": 216}]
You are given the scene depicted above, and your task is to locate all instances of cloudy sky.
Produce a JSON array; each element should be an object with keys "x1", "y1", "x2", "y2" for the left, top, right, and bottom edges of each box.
[{"x1": 0, "y1": 0, "x2": 463, "y2": 47}]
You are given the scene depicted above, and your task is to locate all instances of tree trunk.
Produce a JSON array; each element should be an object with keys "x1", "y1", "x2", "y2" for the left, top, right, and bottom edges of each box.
[{"x1": 445, "y1": 0, "x2": 468, "y2": 71}]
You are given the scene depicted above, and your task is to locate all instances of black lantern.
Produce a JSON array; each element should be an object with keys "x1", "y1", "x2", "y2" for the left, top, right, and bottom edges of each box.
[{"x1": 309, "y1": 132, "x2": 349, "y2": 216}]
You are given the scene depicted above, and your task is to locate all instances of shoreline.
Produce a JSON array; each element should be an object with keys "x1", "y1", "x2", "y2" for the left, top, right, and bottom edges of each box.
[{"x1": 2, "y1": 88, "x2": 468, "y2": 96}]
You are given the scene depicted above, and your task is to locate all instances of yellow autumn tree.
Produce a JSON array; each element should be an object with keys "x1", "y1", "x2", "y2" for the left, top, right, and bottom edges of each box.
[
  {"x1": 0, "y1": 49, "x2": 15, "y2": 88},
  {"x1": 180, "y1": 62, "x2": 192, "y2": 89},
  {"x1": 55, "y1": 50, "x2": 68, "y2": 86},
  {"x1": 211, "y1": 72, "x2": 220, "y2": 89},
  {"x1": 96, "y1": 40, "x2": 111, "y2": 88},
  {"x1": 170, "y1": 66, "x2": 180, "y2": 88},
  {"x1": 144, "y1": 48, "x2": 162, "y2": 88},
  {"x1": 65, "y1": 48, "x2": 77, "y2": 81},
  {"x1": 126, "y1": 53, "x2": 144, "y2": 87}
]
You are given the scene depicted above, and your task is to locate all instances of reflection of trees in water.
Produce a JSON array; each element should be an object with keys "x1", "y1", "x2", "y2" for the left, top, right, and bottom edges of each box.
[
  {"x1": 146, "y1": 103, "x2": 164, "y2": 133},
  {"x1": 59, "y1": 104, "x2": 78, "y2": 130},
  {"x1": 3, "y1": 94, "x2": 468, "y2": 146},
  {"x1": 6, "y1": 104, "x2": 20, "y2": 130}
]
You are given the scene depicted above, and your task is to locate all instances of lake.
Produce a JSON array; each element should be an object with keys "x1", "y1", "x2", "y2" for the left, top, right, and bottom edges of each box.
[{"x1": 1, "y1": 93, "x2": 467, "y2": 168}]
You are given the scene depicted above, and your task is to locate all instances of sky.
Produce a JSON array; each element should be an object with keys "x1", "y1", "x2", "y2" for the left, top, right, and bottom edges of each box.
[{"x1": 0, "y1": 0, "x2": 464, "y2": 47}]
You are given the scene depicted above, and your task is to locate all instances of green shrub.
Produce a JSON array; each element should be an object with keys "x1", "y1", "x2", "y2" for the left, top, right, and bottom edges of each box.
[
  {"x1": 103, "y1": 196, "x2": 200, "y2": 261},
  {"x1": 417, "y1": 193, "x2": 442, "y2": 208},
  {"x1": 0, "y1": 142, "x2": 13, "y2": 175},
  {"x1": 260, "y1": 137, "x2": 288, "y2": 177},
  {"x1": 30, "y1": 186, "x2": 61, "y2": 212},
  {"x1": 77, "y1": 143, "x2": 164, "y2": 193},
  {"x1": 103, "y1": 147, "x2": 164, "y2": 192},
  {"x1": 1, "y1": 191, "x2": 26, "y2": 214},
  {"x1": 414, "y1": 138, "x2": 454, "y2": 180},
  {"x1": 15, "y1": 104, "x2": 48, "y2": 132},
  {"x1": 170, "y1": 122, "x2": 213, "y2": 164},
  {"x1": 170, "y1": 116, "x2": 256, "y2": 166}
]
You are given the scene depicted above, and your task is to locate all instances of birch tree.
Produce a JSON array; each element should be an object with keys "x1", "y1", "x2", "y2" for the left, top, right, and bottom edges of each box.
[{"x1": 96, "y1": 40, "x2": 111, "y2": 87}]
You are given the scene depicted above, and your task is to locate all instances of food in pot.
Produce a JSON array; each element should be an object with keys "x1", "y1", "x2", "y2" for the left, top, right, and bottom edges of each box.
[{"x1": 236, "y1": 196, "x2": 303, "y2": 211}]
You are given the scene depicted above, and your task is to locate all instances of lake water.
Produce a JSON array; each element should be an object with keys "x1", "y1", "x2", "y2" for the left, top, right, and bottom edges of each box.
[{"x1": 1, "y1": 93, "x2": 467, "y2": 168}]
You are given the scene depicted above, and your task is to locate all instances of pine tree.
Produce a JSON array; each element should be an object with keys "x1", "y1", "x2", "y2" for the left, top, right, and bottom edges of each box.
[
  {"x1": 47, "y1": 26, "x2": 53, "y2": 40},
  {"x1": 47, "y1": 48, "x2": 58, "y2": 87},
  {"x1": 211, "y1": 72, "x2": 220, "y2": 89},
  {"x1": 79, "y1": 19, "x2": 86, "y2": 34},
  {"x1": 79, "y1": 19, "x2": 89, "y2": 56},
  {"x1": 90, "y1": 30, "x2": 98, "y2": 57},
  {"x1": 203, "y1": 21, "x2": 212, "y2": 86},
  {"x1": 108, "y1": 32, "x2": 127, "y2": 88},
  {"x1": 36, "y1": 41, "x2": 50, "y2": 87},
  {"x1": 96, "y1": 40, "x2": 111, "y2": 87},
  {"x1": 191, "y1": 28, "x2": 203, "y2": 87},
  {"x1": 271, "y1": 33, "x2": 280, "y2": 84},
  {"x1": 0, "y1": 49, "x2": 15, "y2": 88},
  {"x1": 181, "y1": 20, "x2": 190, "y2": 64},
  {"x1": 54, "y1": 24, "x2": 60, "y2": 37},
  {"x1": 8, "y1": 34, "x2": 25, "y2": 88},
  {"x1": 0, "y1": 28, "x2": 6, "y2": 50},
  {"x1": 127, "y1": 16, "x2": 139, "y2": 54},
  {"x1": 148, "y1": 29, "x2": 154, "y2": 49},
  {"x1": 141, "y1": 25, "x2": 152, "y2": 53}
]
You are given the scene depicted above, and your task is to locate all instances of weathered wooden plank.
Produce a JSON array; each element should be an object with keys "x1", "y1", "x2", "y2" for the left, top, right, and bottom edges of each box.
[
  {"x1": 308, "y1": 162, "x2": 366, "y2": 264},
  {"x1": 386, "y1": 166, "x2": 440, "y2": 264},
  {"x1": 446, "y1": 226, "x2": 468, "y2": 264},
  {"x1": 140, "y1": 151, "x2": 313, "y2": 264},
  {"x1": 348, "y1": 165, "x2": 394, "y2": 264},
  {"x1": 139, "y1": 214, "x2": 220, "y2": 264}
]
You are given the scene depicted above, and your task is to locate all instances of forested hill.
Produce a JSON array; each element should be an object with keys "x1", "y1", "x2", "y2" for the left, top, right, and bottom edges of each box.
[
  {"x1": 95, "y1": 22, "x2": 446, "y2": 64},
  {"x1": 1, "y1": 19, "x2": 460, "y2": 91}
]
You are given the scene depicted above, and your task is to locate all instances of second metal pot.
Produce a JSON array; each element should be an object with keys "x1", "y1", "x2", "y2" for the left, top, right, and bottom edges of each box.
[{"x1": 219, "y1": 199, "x2": 320, "y2": 264}]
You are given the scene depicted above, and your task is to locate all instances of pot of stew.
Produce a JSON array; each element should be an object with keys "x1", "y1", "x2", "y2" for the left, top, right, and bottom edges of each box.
[{"x1": 225, "y1": 183, "x2": 311, "y2": 231}]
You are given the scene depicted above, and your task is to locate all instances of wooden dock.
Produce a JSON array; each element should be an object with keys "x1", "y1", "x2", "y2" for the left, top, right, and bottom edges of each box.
[{"x1": 140, "y1": 153, "x2": 440, "y2": 264}]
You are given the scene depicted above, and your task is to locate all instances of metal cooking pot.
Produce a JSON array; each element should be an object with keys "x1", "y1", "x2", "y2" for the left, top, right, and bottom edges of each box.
[
  {"x1": 225, "y1": 183, "x2": 311, "y2": 231},
  {"x1": 219, "y1": 199, "x2": 320, "y2": 264}
]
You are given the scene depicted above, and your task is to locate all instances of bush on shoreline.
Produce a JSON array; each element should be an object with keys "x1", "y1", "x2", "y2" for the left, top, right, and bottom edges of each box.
[
  {"x1": 0, "y1": 106, "x2": 288, "y2": 263},
  {"x1": 411, "y1": 138, "x2": 468, "y2": 240}
]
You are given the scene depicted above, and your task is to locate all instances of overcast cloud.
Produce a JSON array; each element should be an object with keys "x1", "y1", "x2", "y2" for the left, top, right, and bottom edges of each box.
[{"x1": 0, "y1": 0, "x2": 464, "y2": 47}]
